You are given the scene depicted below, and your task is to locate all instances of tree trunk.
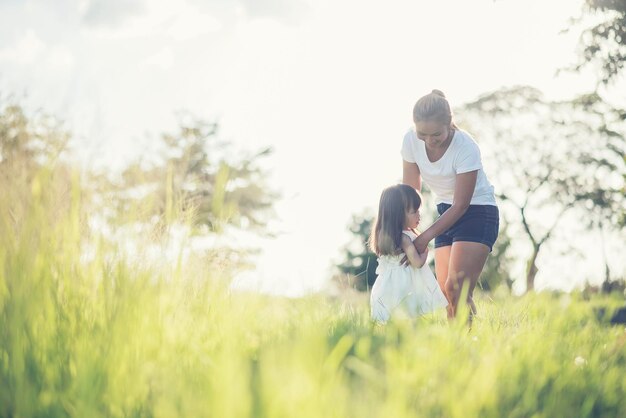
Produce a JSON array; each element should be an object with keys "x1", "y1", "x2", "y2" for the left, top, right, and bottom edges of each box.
[
  {"x1": 600, "y1": 223, "x2": 612, "y2": 293},
  {"x1": 526, "y1": 246, "x2": 540, "y2": 293}
]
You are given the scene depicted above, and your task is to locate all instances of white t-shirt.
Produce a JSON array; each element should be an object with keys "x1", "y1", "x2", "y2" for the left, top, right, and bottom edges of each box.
[{"x1": 401, "y1": 128, "x2": 496, "y2": 205}]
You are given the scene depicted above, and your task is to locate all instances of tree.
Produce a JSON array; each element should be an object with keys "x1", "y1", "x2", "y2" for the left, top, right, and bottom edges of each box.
[
  {"x1": 0, "y1": 98, "x2": 69, "y2": 177},
  {"x1": 0, "y1": 98, "x2": 75, "y2": 232},
  {"x1": 570, "y1": 0, "x2": 626, "y2": 84},
  {"x1": 478, "y1": 219, "x2": 515, "y2": 292},
  {"x1": 98, "y1": 114, "x2": 278, "y2": 235},
  {"x1": 458, "y1": 86, "x2": 625, "y2": 292},
  {"x1": 335, "y1": 212, "x2": 378, "y2": 292}
]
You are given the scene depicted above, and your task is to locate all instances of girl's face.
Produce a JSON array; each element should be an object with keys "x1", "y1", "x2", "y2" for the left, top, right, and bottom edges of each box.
[
  {"x1": 405, "y1": 206, "x2": 420, "y2": 229},
  {"x1": 415, "y1": 120, "x2": 451, "y2": 149}
]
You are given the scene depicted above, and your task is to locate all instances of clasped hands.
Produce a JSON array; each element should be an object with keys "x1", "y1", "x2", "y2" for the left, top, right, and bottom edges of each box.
[{"x1": 400, "y1": 234, "x2": 430, "y2": 267}]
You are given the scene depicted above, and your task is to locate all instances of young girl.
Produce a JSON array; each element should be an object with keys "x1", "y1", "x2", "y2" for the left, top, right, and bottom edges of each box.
[{"x1": 369, "y1": 184, "x2": 448, "y2": 323}]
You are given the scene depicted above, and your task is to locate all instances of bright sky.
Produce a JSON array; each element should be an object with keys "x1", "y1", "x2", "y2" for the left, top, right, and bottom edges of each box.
[{"x1": 1, "y1": 0, "x2": 620, "y2": 295}]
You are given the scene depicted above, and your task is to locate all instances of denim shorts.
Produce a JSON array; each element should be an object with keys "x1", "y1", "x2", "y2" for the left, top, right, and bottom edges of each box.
[{"x1": 434, "y1": 203, "x2": 500, "y2": 252}]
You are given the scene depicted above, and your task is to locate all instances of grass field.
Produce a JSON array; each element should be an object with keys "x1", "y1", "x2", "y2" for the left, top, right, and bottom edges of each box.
[{"x1": 2, "y1": 174, "x2": 626, "y2": 418}]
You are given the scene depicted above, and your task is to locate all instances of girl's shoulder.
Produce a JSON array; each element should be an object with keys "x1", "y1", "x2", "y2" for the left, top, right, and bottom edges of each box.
[{"x1": 402, "y1": 229, "x2": 418, "y2": 241}]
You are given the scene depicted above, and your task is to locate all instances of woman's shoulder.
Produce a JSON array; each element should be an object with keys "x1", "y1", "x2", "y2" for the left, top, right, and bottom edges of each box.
[
  {"x1": 451, "y1": 129, "x2": 481, "y2": 154},
  {"x1": 402, "y1": 128, "x2": 417, "y2": 143},
  {"x1": 454, "y1": 129, "x2": 477, "y2": 143},
  {"x1": 402, "y1": 128, "x2": 425, "y2": 156},
  {"x1": 455, "y1": 129, "x2": 480, "y2": 146}
]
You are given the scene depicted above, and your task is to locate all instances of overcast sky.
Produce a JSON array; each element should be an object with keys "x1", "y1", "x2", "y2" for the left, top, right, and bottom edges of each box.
[{"x1": 1, "y1": 0, "x2": 622, "y2": 295}]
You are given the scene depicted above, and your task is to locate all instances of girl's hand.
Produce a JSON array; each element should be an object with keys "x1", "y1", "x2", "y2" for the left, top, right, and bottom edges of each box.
[
  {"x1": 400, "y1": 235, "x2": 426, "y2": 268},
  {"x1": 400, "y1": 247, "x2": 428, "y2": 267},
  {"x1": 400, "y1": 246, "x2": 429, "y2": 267}
]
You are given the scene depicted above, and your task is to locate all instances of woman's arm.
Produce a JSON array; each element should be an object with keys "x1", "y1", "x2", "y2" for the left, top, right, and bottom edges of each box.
[
  {"x1": 403, "y1": 161, "x2": 421, "y2": 192},
  {"x1": 400, "y1": 235, "x2": 426, "y2": 268},
  {"x1": 413, "y1": 170, "x2": 478, "y2": 253}
]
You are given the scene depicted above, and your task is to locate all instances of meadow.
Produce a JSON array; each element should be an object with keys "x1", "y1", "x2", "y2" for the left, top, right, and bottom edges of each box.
[{"x1": 1, "y1": 172, "x2": 625, "y2": 418}]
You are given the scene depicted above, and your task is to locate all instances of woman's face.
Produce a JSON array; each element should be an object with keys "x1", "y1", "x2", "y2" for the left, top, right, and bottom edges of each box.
[{"x1": 415, "y1": 120, "x2": 450, "y2": 148}]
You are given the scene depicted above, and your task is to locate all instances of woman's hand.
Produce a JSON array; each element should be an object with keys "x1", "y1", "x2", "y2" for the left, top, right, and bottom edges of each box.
[
  {"x1": 413, "y1": 233, "x2": 430, "y2": 254},
  {"x1": 419, "y1": 247, "x2": 429, "y2": 265}
]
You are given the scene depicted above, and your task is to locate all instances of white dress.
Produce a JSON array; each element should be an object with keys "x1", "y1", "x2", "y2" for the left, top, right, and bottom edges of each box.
[{"x1": 370, "y1": 230, "x2": 448, "y2": 323}]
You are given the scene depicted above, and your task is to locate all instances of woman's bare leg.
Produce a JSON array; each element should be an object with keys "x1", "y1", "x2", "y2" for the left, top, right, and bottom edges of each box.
[
  {"x1": 435, "y1": 245, "x2": 453, "y2": 318},
  {"x1": 444, "y1": 242, "x2": 490, "y2": 319}
]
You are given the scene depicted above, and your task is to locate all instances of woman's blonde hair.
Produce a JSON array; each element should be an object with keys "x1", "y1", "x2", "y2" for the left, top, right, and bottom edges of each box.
[{"x1": 413, "y1": 89, "x2": 456, "y2": 128}]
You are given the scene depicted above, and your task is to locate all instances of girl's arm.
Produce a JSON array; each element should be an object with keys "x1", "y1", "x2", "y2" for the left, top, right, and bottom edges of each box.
[
  {"x1": 401, "y1": 234, "x2": 426, "y2": 268},
  {"x1": 413, "y1": 170, "x2": 478, "y2": 253},
  {"x1": 403, "y1": 161, "x2": 421, "y2": 192}
]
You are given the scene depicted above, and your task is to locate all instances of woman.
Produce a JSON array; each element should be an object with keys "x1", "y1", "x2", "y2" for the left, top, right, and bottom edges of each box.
[{"x1": 401, "y1": 89, "x2": 499, "y2": 319}]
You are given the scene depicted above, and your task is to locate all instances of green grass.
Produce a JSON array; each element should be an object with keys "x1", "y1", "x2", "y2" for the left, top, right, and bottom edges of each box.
[{"x1": 1, "y1": 172, "x2": 626, "y2": 418}]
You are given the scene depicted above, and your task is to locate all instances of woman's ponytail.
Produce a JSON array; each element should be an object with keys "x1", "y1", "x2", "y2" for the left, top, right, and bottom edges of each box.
[{"x1": 413, "y1": 89, "x2": 454, "y2": 127}]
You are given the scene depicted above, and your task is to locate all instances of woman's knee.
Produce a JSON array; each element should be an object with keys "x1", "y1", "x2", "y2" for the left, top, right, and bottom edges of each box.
[
  {"x1": 444, "y1": 278, "x2": 459, "y2": 298},
  {"x1": 445, "y1": 276, "x2": 476, "y2": 299}
]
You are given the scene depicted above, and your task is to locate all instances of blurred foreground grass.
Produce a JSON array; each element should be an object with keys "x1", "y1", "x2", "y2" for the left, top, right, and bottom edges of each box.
[{"x1": 1, "y1": 171, "x2": 625, "y2": 418}]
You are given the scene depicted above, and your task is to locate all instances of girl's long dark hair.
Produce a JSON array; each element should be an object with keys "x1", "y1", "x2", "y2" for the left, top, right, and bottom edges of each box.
[{"x1": 369, "y1": 184, "x2": 421, "y2": 256}]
